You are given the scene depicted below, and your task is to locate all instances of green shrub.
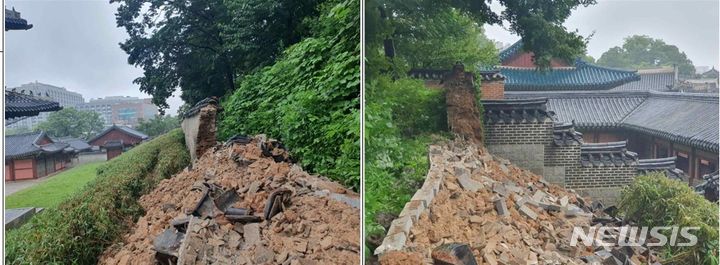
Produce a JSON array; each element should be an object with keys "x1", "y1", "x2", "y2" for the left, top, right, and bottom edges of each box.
[
  {"x1": 219, "y1": 0, "x2": 359, "y2": 189},
  {"x1": 364, "y1": 75, "x2": 449, "y2": 257},
  {"x1": 5, "y1": 129, "x2": 190, "y2": 265},
  {"x1": 619, "y1": 174, "x2": 719, "y2": 265}
]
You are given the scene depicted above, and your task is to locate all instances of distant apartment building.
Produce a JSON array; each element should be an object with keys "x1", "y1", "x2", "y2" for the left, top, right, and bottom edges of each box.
[
  {"x1": 77, "y1": 96, "x2": 158, "y2": 127},
  {"x1": 5, "y1": 82, "x2": 84, "y2": 129}
]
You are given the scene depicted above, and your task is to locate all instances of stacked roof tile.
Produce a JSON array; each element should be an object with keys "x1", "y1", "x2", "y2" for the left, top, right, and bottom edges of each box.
[
  {"x1": 5, "y1": 90, "x2": 62, "y2": 119},
  {"x1": 552, "y1": 122, "x2": 583, "y2": 146},
  {"x1": 579, "y1": 141, "x2": 638, "y2": 167},
  {"x1": 482, "y1": 98, "x2": 553, "y2": 124},
  {"x1": 637, "y1": 157, "x2": 685, "y2": 181}
]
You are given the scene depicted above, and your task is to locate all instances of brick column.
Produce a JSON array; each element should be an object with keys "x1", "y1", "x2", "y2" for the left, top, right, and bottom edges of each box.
[
  {"x1": 479, "y1": 70, "x2": 506, "y2": 100},
  {"x1": 444, "y1": 64, "x2": 484, "y2": 144},
  {"x1": 181, "y1": 97, "x2": 221, "y2": 163}
]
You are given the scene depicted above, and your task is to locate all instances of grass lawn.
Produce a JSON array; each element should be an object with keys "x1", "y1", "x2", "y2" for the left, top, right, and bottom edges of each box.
[{"x1": 5, "y1": 162, "x2": 104, "y2": 209}]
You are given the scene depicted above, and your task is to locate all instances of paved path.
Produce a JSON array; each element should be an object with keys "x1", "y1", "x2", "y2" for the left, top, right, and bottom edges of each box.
[{"x1": 5, "y1": 175, "x2": 54, "y2": 196}]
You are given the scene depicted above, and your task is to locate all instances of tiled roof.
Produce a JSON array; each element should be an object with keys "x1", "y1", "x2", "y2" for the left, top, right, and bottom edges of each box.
[
  {"x1": 181, "y1": 97, "x2": 222, "y2": 119},
  {"x1": 5, "y1": 91, "x2": 62, "y2": 119},
  {"x1": 506, "y1": 91, "x2": 647, "y2": 129},
  {"x1": 553, "y1": 122, "x2": 583, "y2": 146},
  {"x1": 55, "y1": 137, "x2": 92, "y2": 151},
  {"x1": 5, "y1": 131, "x2": 70, "y2": 159},
  {"x1": 637, "y1": 157, "x2": 685, "y2": 181},
  {"x1": 611, "y1": 70, "x2": 675, "y2": 92},
  {"x1": 482, "y1": 98, "x2": 553, "y2": 124},
  {"x1": 579, "y1": 141, "x2": 638, "y2": 167},
  {"x1": 496, "y1": 60, "x2": 640, "y2": 91},
  {"x1": 621, "y1": 93, "x2": 719, "y2": 153},
  {"x1": 5, "y1": 8, "x2": 33, "y2": 31},
  {"x1": 88, "y1": 125, "x2": 149, "y2": 144},
  {"x1": 498, "y1": 40, "x2": 524, "y2": 63},
  {"x1": 408, "y1": 69, "x2": 448, "y2": 80},
  {"x1": 507, "y1": 91, "x2": 719, "y2": 153}
]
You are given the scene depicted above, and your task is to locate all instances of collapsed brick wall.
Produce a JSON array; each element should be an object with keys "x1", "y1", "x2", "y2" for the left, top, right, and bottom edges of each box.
[{"x1": 444, "y1": 64, "x2": 484, "y2": 144}]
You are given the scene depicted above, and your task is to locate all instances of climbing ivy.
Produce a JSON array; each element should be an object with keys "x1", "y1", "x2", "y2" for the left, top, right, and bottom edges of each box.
[{"x1": 219, "y1": 0, "x2": 360, "y2": 189}]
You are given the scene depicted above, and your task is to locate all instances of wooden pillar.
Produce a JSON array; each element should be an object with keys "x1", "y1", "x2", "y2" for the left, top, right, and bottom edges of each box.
[
  {"x1": 32, "y1": 159, "x2": 37, "y2": 179},
  {"x1": 652, "y1": 140, "x2": 657, "y2": 158},
  {"x1": 10, "y1": 160, "x2": 15, "y2": 181},
  {"x1": 689, "y1": 147, "x2": 697, "y2": 184}
]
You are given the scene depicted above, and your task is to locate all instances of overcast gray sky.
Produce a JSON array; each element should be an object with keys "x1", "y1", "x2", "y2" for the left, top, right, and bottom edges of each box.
[
  {"x1": 5, "y1": 0, "x2": 183, "y2": 115},
  {"x1": 486, "y1": 0, "x2": 719, "y2": 69},
  {"x1": 5, "y1": 0, "x2": 719, "y2": 117}
]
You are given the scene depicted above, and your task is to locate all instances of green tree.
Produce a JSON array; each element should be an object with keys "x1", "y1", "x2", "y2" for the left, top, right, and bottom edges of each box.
[
  {"x1": 136, "y1": 115, "x2": 180, "y2": 137},
  {"x1": 393, "y1": 9, "x2": 498, "y2": 70},
  {"x1": 112, "y1": 0, "x2": 323, "y2": 111},
  {"x1": 220, "y1": 0, "x2": 360, "y2": 188},
  {"x1": 597, "y1": 35, "x2": 696, "y2": 76},
  {"x1": 366, "y1": 0, "x2": 596, "y2": 75},
  {"x1": 35, "y1": 108, "x2": 104, "y2": 139}
]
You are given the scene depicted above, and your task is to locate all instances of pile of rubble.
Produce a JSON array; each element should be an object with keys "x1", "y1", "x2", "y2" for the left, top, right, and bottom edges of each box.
[
  {"x1": 100, "y1": 135, "x2": 360, "y2": 265},
  {"x1": 378, "y1": 140, "x2": 662, "y2": 265}
]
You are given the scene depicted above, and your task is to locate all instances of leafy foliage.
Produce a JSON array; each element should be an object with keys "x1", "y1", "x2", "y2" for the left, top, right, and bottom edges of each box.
[
  {"x1": 364, "y1": 76, "x2": 449, "y2": 255},
  {"x1": 597, "y1": 35, "x2": 696, "y2": 77},
  {"x1": 136, "y1": 115, "x2": 180, "y2": 137},
  {"x1": 219, "y1": 0, "x2": 360, "y2": 189},
  {"x1": 35, "y1": 107, "x2": 104, "y2": 139},
  {"x1": 366, "y1": 0, "x2": 595, "y2": 72},
  {"x1": 112, "y1": 0, "x2": 324, "y2": 111},
  {"x1": 619, "y1": 174, "x2": 719, "y2": 265},
  {"x1": 5, "y1": 129, "x2": 190, "y2": 265}
]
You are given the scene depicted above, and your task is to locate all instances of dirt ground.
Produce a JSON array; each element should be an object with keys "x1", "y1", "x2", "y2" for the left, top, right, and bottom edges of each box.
[{"x1": 100, "y1": 136, "x2": 360, "y2": 265}]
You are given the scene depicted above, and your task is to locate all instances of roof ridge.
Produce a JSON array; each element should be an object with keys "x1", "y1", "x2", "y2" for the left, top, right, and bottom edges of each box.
[
  {"x1": 617, "y1": 96, "x2": 650, "y2": 124},
  {"x1": 6, "y1": 130, "x2": 43, "y2": 137},
  {"x1": 575, "y1": 60, "x2": 638, "y2": 73}
]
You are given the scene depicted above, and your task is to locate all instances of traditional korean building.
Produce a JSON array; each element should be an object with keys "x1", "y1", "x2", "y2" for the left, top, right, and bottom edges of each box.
[
  {"x1": 87, "y1": 125, "x2": 149, "y2": 160},
  {"x1": 490, "y1": 40, "x2": 719, "y2": 183},
  {"x1": 5, "y1": 90, "x2": 62, "y2": 122},
  {"x1": 5, "y1": 7, "x2": 33, "y2": 31},
  {"x1": 5, "y1": 131, "x2": 75, "y2": 181}
]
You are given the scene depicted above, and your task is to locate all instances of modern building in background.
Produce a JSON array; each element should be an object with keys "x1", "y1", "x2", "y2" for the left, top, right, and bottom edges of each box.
[
  {"x1": 5, "y1": 83, "x2": 159, "y2": 130},
  {"x1": 77, "y1": 96, "x2": 158, "y2": 127},
  {"x1": 5, "y1": 82, "x2": 83, "y2": 129}
]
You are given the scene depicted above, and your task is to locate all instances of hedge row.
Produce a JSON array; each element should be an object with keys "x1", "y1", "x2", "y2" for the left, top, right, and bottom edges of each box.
[{"x1": 5, "y1": 129, "x2": 190, "y2": 265}]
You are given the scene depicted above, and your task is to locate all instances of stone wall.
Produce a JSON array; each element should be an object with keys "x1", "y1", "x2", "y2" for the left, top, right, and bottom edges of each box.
[
  {"x1": 484, "y1": 121, "x2": 554, "y2": 145},
  {"x1": 543, "y1": 144, "x2": 581, "y2": 185},
  {"x1": 487, "y1": 144, "x2": 545, "y2": 175},
  {"x1": 485, "y1": 121, "x2": 553, "y2": 176}
]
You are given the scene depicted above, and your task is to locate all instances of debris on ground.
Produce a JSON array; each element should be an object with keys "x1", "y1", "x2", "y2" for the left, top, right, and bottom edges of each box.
[
  {"x1": 379, "y1": 140, "x2": 662, "y2": 265},
  {"x1": 100, "y1": 135, "x2": 360, "y2": 265}
]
